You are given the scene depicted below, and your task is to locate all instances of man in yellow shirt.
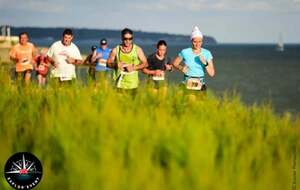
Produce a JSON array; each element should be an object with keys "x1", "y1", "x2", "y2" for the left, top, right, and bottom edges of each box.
[{"x1": 107, "y1": 28, "x2": 148, "y2": 91}]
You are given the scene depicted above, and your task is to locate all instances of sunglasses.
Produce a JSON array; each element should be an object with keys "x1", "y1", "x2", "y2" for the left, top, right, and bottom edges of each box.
[{"x1": 122, "y1": 37, "x2": 133, "y2": 41}]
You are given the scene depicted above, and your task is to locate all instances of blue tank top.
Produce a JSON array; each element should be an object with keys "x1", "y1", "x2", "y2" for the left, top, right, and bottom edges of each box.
[{"x1": 95, "y1": 47, "x2": 111, "y2": 71}]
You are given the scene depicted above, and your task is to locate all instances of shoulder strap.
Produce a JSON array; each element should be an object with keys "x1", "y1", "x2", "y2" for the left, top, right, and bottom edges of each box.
[{"x1": 115, "y1": 45, "x2": 121, "y2": 63}]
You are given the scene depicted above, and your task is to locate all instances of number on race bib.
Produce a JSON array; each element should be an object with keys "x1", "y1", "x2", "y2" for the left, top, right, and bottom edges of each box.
[{"x1": 186, "y1": 78, "x2": 202, "y2": 90}]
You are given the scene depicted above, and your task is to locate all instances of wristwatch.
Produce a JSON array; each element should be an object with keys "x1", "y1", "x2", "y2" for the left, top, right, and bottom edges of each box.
[{"x1": 204, "y1": 62, "x2": 209, "y2": 67}]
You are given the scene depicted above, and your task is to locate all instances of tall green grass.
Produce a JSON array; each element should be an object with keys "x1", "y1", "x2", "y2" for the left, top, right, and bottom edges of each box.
[{"x1": 0, "y1": 68, "x2": 299, "y2": 190}]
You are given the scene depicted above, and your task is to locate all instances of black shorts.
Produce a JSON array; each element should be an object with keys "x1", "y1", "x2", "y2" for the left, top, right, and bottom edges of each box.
[{"x1": 147, "y1": 79, "x2": 167, "y2": 89}]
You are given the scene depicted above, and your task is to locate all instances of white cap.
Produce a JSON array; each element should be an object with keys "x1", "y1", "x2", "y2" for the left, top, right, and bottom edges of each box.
[{"x1": 191, "y1": 26, "x2": 203, "y2": 40}]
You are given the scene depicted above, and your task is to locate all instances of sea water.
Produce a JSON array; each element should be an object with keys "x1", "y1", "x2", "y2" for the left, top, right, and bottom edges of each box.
[{"x1": 31, "y1": 38, "x2": 300, "y2": 114}]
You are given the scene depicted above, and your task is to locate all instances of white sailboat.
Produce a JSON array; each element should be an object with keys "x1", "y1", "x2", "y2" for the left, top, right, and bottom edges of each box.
[{"x1": 276, "y1": 33, "x2": 284, "y2": 52}]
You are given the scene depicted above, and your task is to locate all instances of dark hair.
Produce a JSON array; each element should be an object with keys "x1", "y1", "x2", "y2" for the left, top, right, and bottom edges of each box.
[
  {"x1": 156, "y1": 40, "x2": 167, "y2": 49},
  {"x1": 18, "y1": 32, "x2": 29, "y2": 39},
  {"x1": 121, "y1": 28, "x2": 133, "y2": 37},
  {"x1": 63, "y1": 28, "x2": 73, "y2": 36}
]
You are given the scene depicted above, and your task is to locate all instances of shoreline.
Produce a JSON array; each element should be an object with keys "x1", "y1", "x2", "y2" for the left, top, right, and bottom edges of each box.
[{"x1": 1, "y1": 46, "x2": 300, "y2": 116}]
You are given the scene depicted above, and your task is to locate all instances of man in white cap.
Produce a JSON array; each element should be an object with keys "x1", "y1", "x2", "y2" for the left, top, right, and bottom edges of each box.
[
  {"x1": 172, "y1": 26, "x2": 215, "y2": 91},
  {"x1": 90, "y1": 38, "x2": 112, "y2": 84}
]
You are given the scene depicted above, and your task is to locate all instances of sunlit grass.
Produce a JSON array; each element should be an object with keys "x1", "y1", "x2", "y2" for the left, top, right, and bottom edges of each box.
[{"x1": 0, "y1": 68, "x2": 299, "y2": 190}]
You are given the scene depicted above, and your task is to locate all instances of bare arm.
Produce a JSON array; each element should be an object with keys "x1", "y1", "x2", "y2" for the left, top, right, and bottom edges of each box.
[
  {"x1": 142, "y1": 67, "x2": 156, "y2": 75},
  {"x1": 66, "y1": 56, "x2": 82, "y2": 65},
  {"x1": 205, "y1": 59, "x2": 215, "y2": 77},
  {"x1": 142, "y1": 56, "x2": 155, "y2": 75},
  {"x1": 106, "y1": 48, "x2": 117, "y2": 69},
  {"x1": 83, "y1": 55, "x2": 91, "y2": 65},
  {"x1": 32, "y1": 46, "x2": 36, "y2": 65},
  {"x1": 46, "y1": 56, "x2": 56, "y2": 67},
  {"x1": 199, "y1": 55, "x2": 215, "y2": 77},
  {"x1": 172, "y1": 56, "x2": 187, "y2": 73},
  {"x1": 9, "y1": 55, "x2": 18, "y2": 63},
  {"x1": 135, "y1": 47, "x2": 148, "y2": 70},
  {"x1": 9, "y1": 47, "x2": 18, "y2": 62},
  {"x1": 74, "y1": 59, "x2": 83, "y2": 65},
  {"x1": 90, "y1": 50, "x2": 98, "y2": 64}
]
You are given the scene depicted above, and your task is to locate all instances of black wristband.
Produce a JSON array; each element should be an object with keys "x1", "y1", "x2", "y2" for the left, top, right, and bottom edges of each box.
[{"x1": 204, "y1": 62, "x2": 209, "y2": 67}]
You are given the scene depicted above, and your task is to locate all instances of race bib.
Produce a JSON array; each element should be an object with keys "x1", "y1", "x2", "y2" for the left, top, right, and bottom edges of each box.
[
  {"x1": 37, "y1": 64, "x2": 48, "y2": 75},
  {"x1": 21, "y1": 59, "x2": 30, "y2": 66},
  {"x1": 120, "y1": 71, "x2": 136, "y2": 75},
  {"x1": 186, "y1": 78, "x2": 202, "y2": 90},
  {"x1": 38, "y1": 65, "x2": 45, "y2": 71},
  {"x1": 20, "y1": 58, "x2": 31, "y2": 68},
  {"x1": 152, "y1": 72, "x2": 165, "y2": 81},
  {"x1": 59, "y1": 70, "x2": 73, "y2": 81},
  {"x1": 98, "y1": 63, "x2": 107, "y2": 67},
  {"x1": 121, "y1": 64, "x2": 136, "y2": 75},
  {"x1": 60, "y1": 77, "x2": 72, "y2": 81},
  {"x1": 20, "y1": 58, "x2": 33, "y2": 70}
]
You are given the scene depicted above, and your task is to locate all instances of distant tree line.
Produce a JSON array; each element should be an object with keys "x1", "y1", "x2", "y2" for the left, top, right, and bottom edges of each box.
[{"x1": 10, "y1": 27, "x2": 217, "y2": 45}]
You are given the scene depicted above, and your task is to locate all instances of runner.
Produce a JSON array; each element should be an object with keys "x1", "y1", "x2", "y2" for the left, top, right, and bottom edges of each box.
[
  {"x1": 35, "y1": 48, "x2": 49, "y2": 86},
  {"x1": 90, "y1": 38, "x2": 112, "y2": 84},
  {"x1": 107, "y1": 28, "x2": 148, "y2": 92},
  {"x1": 47, "y1": 28, "x2": 82, "y2": 84},
  {"x1": 9, "y1": 32, "x2": 36, "y2": 84},
  {"x1": 83, "y1": 45, "x2": 97, "y2": 81},
  {"x1": 143, "y1": 40, "x2": 172, "y2": 89},
  {"x1": 173, "y1": 26, "x2": 215, "y2": 92}
]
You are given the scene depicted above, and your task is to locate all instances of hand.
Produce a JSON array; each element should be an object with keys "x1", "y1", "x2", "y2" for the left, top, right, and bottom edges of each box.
[
  {"x1": 182, "y1": 65, "x2": 188, "y2": 74},
  {"x1": 165, "y1": 64, "x2": 172, "y2": 71},
  {"x1": 125, "y1": 64, "x2": 134, "y2": 72},
  {"x1": 96, "y1": 53, "x2": 102, "y2": 59},
  {"x1": 199, "y1": 54, "x2": 206, "y2": 64},
  {"x1": 66, "y1": 56, "x2": 75, "y2": 64},
  {"x1": 155, "y1": 70, "x2": 163, "y2": 76},
  {"x1": 92, "y1": 50, "x2": 97, "y2": 57},
  {"x1": 117, "y1": 62, "x2": 124, "y2": 70},
  {"x1": 13, "y1": 55, "x2": 21, "y2": 63},
  {"x1": 14, "y1": 56, "x2": 19, "y2": 63}
]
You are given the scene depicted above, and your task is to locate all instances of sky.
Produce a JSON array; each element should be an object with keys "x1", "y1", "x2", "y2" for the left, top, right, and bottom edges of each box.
[{"x1": 0, "y1": 0, "x2": 300, "y2": 43}]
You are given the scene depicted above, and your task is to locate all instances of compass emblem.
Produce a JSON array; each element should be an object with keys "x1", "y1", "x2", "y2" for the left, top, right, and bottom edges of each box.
[{"x1": 4, "y1": 152, "x2": 43, "y2": 190}]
